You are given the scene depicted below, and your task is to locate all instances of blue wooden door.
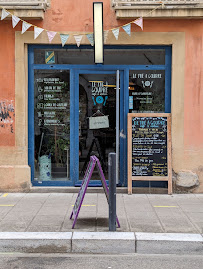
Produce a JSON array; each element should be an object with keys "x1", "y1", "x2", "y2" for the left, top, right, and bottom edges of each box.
[{"x1": 73, "y1": 70, "x2": 124, "y2": 186}]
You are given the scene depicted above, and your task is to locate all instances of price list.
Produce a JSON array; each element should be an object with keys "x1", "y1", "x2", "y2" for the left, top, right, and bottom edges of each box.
[{"x1": 132, "y1": 117, "x2": 168, "y2": 176}]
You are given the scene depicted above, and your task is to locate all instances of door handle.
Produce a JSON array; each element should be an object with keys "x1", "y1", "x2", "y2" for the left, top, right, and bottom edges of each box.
[{"x1": 120, "y1": 129, "x2": 126, "y2": 139}]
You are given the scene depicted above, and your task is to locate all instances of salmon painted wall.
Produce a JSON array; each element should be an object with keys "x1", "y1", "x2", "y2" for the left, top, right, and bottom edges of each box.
[
  {"x1": 0, "y1": 0, "x2": 202, "y2": 160},
  {"x1": 0, "y1": 21, "x2": 15, "y2": 146}
]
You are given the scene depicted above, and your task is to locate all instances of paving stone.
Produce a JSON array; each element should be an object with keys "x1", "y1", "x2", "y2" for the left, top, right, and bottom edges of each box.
[
  {"x1": 192, "y1": 222, "x2": 203, "y2": 233},
  {"x1": 11, "y1": 204, "x2": 44, "y2": 212},
  {"x1": 73, "y1": 214, "x2": 97, "y2": 231},
  {"x1": 147, "y1": 199, "x2": 178, "y2": 206},
  {"x1": 26, "y1": 225, "x2": 62, "y2": 232},
  {"x1": 61, "y1": 218, "x2": 75, "y2": 231},
  {"x1": 1, "y1": 193, "x2": 26, "y2": 199},
  {"x1": 178, "y1": 204, "x2": 203, "y2": 213},
  {"x1": 128, "y1": 211, "x2": 158, "y2": 219},
  {"x1": 195, "y1": 194, "x2": 203, "y2": 199},
  {"x1": 127, "y1": 203, "x2": 154, "y2": 211},
  {"x1": 30, "y1": 215, "x2": 65, "y2": 227},
  {"x1": 2, "y1": 215, "x2": 34, "y2": 224},
  {"x1": 37, "y1": 207, "x2": 69, "y2": 216},
  {"x1": 0, "y1": 207, "x2": 14, "y2": 219},
  {"x1": 160, "y1": 222, "x2": 198, "y2": 233},
  {"x1": 154, "y1": 207, "x2": 182, "y2": 214},
  {"x1": 186, "y1": 212, "x2": 203, "y2": 222},
  {"x1": 0, "y1": 193, "x2": 203, "y2": 234},
  {"x1": 130, "y1": 222, "x2": 164, "y2": 233},
  {"x1": 0, "y1": 220, "x2": 31, "y2": 232}
]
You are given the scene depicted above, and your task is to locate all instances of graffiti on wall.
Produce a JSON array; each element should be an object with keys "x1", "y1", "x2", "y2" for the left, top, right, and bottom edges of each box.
[{"x1": 0, "y1": 100, "x2": 15, "y2": 133}]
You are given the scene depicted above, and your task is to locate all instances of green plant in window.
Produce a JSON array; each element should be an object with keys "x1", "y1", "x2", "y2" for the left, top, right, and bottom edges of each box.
[{"x1": 47, "y1": 135, "x2": 69, "y2": 166}]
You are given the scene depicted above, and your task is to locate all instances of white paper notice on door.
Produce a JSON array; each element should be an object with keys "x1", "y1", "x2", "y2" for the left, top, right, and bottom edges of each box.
[{"x1": 89, "y1": 116, "x2": 109, "y2": 129}]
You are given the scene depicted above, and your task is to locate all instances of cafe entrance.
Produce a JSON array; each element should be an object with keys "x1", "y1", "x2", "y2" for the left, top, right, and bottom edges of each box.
[
  {"x1": 28, "y1": 45, "x2": 171, "y2": 187},
  {"x1": 76, "y1": 71, "x2": 121, "y2": 186}
]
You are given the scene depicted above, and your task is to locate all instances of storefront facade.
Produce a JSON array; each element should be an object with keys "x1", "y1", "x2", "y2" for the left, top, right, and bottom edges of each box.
[{"x1": 0, "y1": 0, "x2": 202, "y2": 192}]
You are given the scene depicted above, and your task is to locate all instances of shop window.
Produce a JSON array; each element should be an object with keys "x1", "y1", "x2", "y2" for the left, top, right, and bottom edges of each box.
[
  {"x1": 34, "y1": 70, "x2": 70, "y2": 182},
  {"x1": 129, "y1": 70, "x2": 165, "y2": 113}
]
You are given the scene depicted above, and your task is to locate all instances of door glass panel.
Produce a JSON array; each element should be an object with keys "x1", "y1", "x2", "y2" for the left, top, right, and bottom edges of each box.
[
  {"x1": 34, "y1": 70, "x2": 70, "y2": 182},
  {"x1": 129, "y1": 70, "x2": 165, "y2": 113},
  {"x1": 79, "y1": 74, "x2": 117, "y2": 180}
]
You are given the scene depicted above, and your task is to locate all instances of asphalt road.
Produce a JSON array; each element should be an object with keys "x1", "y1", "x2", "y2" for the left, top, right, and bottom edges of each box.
[{"x1": 0, "y1": 253, "x2": 203, "y2": 269}]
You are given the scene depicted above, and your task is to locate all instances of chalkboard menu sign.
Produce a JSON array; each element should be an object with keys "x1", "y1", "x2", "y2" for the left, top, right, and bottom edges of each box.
[
  {"x1": 70, "y1": 156, "x2": 120, "y2": 229},
  {"x1": 72, "y1": 157, "x2": 95, "y2": 219},
  {"x1": 132, "y1": 116, "x2": 167, "y2": 176},
  {"x1": 128, "y1": 113, "x2": 172, "y2": 195}
]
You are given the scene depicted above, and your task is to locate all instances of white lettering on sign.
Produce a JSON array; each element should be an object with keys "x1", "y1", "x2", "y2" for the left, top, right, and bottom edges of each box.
[
  {"x1": 90, "y1": 81, "x2": 108, "y2": 96},
  {"x1": 132, "y1": 73, "x2": 162, "y2": 79},
  {"x1": 89, "y1": 116, "x2": 109, "y2": 129}
]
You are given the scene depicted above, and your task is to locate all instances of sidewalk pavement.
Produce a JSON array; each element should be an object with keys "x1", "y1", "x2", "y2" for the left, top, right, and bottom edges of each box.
[{"x1": 0, "y1": 192, "x2": 202, "y2": 254}]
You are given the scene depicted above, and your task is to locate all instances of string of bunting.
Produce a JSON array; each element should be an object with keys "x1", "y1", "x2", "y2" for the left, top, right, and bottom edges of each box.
[{"x1": 0, "y1": 3, "x2": 164, "y2": 47}]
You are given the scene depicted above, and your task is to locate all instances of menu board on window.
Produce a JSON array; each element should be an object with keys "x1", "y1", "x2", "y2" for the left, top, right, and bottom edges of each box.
[
  {"x1": 127, "y1": 113, "x2": 172, "y2": 195},
  {"x1": 35, "y1": 77, "x2": 69, "y2": 128},
  {"x1": 129, "y1": 70, "x2": 165, "y2": 113}
]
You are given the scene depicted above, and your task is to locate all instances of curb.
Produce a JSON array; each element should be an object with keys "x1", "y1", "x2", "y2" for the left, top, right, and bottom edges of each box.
[
  {"x1": 136, "y1": 232, "x2": 203, "y2": 255},
  {"x1": 72, "y1": 232, "x2": 135, "y2": 254},
  {"x1": 0, "y1": 232, "x2": 202, "y2": 254},
  {"x1": 0, "y1": 232, "x2": 72, "y2": 253}
]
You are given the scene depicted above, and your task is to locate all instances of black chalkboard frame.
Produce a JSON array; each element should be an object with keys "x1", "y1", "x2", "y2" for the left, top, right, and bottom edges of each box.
[{"x1": 127, "y1": 113, "x2": 172, "y2": 195}]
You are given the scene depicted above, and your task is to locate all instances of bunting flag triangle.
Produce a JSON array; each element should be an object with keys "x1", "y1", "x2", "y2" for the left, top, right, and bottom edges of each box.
[
  {"x1": 86, "y1": 34, "x2": 94, "y2": 46},
  {"x1": 74, "y1": 35, "x2": 83, "y2": 47},
  {"x1": 1, "y1": 9, "x2": 10, "y2": 21},
  {"x1": 12, "y1": 15, "x2": 20, "y2": 28},
  {"x1": 60, "y1": 34, "x2": 70, "y2": 47},
  {"x1": 34, "y1": 27, "x2": 44, "y2": 39},
  {"x1": 47, "y1": 31, "x2": 57, "y2": 43},
  {"x1": 122, "y1": 24, "x2": 131, "y2": 36},
  {"x1": 112, "y1": 28, "x2": 119, "y2": 40},
  {"x1": 134, "y1": 17, "x2": 143, "y2": 30},
  {"x1": 22, "y1": 21, "x2": 32, "y2": 34},
  {"x1": 104, "y1": 30, "x2": 109, "y2": 44}
]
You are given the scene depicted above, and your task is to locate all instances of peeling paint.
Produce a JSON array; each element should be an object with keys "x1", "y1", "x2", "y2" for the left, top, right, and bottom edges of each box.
[{"x1": 0, "y1": 100, "x2": 15, "y2": 133}]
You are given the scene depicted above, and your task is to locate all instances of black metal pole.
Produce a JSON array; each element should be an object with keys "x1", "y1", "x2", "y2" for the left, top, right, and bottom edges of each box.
[{"x1": 108, "y1": 152, "x2": 116, "y2": 231}]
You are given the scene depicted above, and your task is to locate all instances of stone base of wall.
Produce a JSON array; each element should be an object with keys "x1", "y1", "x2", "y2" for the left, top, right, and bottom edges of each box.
[
  {"x1": 0, "y1": 165, "x2": 30, "y2": 192},
  {"x1": 194, "y1": 166, "x2": 203, "y2": 193},
  {"x1": 173, "y1": 169, "x2": 203, "y2": 193},
  {"x1": 0, "y1": 165, "x2": 202, "y2": 193}
]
